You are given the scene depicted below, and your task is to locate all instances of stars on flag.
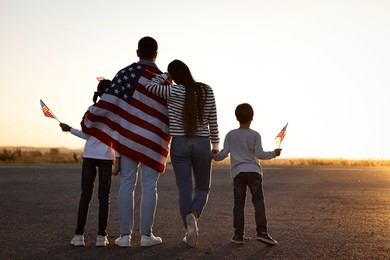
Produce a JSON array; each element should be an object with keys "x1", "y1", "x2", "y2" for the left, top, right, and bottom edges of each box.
[{"x1": 106, "y1": 63, "x2": 144, "y2": 102}]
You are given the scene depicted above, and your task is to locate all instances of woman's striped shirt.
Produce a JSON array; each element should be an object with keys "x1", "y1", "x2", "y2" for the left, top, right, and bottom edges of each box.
[{"x1": 145, "y1": 74, "x2": 219, "y2": 149}]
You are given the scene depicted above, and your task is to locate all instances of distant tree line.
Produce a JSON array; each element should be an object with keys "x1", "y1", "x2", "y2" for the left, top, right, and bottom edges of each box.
[{"x1": 0, "y1": 147, "x2": 81, "y2": 163}]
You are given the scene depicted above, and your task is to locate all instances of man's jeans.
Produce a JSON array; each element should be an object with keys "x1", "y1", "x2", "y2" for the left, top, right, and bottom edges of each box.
[{"x1": 118, "y1": 155, "x2": 160, "y2": 236}]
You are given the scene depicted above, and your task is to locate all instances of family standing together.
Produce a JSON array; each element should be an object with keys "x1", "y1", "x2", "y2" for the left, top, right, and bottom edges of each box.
[{"x1": 59, "y1": 36, "x2": 282, "y2": 249}]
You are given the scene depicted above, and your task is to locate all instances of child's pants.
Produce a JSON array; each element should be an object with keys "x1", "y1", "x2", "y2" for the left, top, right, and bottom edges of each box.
[
  {"x1": 233, "y1": 172, "x2": 268, "y2": 236},
  {"x1": 75, "y1": 158, "x2": 113, "y2": 236}
]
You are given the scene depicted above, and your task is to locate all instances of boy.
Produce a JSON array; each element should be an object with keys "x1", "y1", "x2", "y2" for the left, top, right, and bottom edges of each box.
[{"x1": 213, "y1": 103, "x2": 281, "y2": 245}]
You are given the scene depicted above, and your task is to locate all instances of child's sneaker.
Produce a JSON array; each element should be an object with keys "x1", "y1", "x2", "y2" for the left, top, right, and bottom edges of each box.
[
  {"x1": 231, "y1": 235, "x2": 244, "y2": 245},
  {"x1": 185, "y1": 213, "x2": 198, "y2": 247},
  {"x1": 96, "y1": 235, "x2": 109, "y2": 247},
  {"x1": 115, "y1": 235, "x2": 131, "y2": 247},
  {"x1": 257, "y1": 233, "x2": 278, "y2": 246},
  {"x1": 70, "y1": 234, "x2": 85, "y2": 247}
]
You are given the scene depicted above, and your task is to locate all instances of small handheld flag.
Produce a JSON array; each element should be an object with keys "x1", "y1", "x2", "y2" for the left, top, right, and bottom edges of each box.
[
  {"x1": 275, "y1": 123, "x2": 288, "y2": 147},
  {"x1": 40, "y1": 99, "x2": 60, "y2": 123}
]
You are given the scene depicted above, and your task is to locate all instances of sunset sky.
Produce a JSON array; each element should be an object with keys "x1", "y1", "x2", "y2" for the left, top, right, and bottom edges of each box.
[{"x1": 1, "y1": 0, "x2": 389, "y2": 159}]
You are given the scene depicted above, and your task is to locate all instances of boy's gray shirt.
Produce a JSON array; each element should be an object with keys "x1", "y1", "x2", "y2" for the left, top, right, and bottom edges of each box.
[{"x1": 214, "y1": 128, "x2": 276, "y2": 178}]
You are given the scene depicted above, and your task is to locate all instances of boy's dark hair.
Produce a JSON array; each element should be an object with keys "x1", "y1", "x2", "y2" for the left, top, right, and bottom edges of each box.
[
  {"x1": 235, "y1": 103, "x2": 254, "y2": 124},
  {"x1": 138, "y1": 36, "x2": 158, "y2": 59}
]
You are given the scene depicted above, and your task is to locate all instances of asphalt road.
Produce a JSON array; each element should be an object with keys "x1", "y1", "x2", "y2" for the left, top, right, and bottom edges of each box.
[{"x1": 0, "y1": 164, "x2": 389, "y2": 260}]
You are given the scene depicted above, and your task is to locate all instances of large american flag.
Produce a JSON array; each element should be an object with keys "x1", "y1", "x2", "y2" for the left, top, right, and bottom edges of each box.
[{"x1": 81, "y1": 61, "x2": 171, "y2": 172}]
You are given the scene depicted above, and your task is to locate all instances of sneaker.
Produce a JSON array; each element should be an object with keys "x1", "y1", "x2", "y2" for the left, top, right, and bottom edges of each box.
[
  {"x1": 231, "y1": 235, "x2": 244, "y2": 245},
  {"x1": 141, "y1": 234, "x2": 162, "y2": 247},
  {"x1": 185, "y1": 213, "x2": 198, "y2": 247},
  {"x1": 182, "y1": 234, "x2": 187, "y2": 244},
  {"x1": 70, "y1": 234, "x2": 85, "y2": 247},
  {"x1": 257, "y1": 233, "x2": 278, "y2": 246},
  {"x1": 115, "y1": 235, "x2": 131, "y2": 247},
  {"x1": 96, "y1": 235, "x2": 109, "y2": 247}
]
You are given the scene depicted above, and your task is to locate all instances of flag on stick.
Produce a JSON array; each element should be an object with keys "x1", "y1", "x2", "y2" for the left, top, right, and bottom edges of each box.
[
  {"x1": 275, "y1": 123, "x2": 288, "y2": 147},
  {"x1": 40, "y1": 99, "x2": 60, "y2": 123}
]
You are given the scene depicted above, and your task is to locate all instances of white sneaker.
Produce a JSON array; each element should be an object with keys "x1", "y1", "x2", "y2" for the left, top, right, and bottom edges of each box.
[
  {"x1": 140, "y1": 234, "x2": 162, "y2": 247},
  {"x1": 182, "y1": 233, "x2": 187, "y2": 244},
  {"x1": 96, "y1": 235, "x2": 109, "y2": 247},
  {"x1": 115, "y1": 235, "x2": 131, "y2": 247},
  {"x1": 185, "y1": 213, "x2": 198, "y2": 247},
  {"x1": 70, "y1": 235, "x2": 85, "y2": 247}
]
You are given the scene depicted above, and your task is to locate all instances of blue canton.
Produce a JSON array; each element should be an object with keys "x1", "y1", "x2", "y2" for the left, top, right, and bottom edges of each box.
[{"x1": 106, "y1": 63, "x2": 144, "y2": 102}]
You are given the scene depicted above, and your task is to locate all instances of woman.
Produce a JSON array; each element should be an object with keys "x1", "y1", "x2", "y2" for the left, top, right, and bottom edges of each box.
[{"x1": 145, "y1": 60, "x2": 219, "y2": 247}]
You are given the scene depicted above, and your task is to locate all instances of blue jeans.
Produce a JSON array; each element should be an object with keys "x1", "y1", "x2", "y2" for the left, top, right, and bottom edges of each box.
[
  {"x1": 118, "y1": 155, "x2": 160, "y2": 236},
  {"x1": 75, "y1": 158, "x2": 112, "y2": 236},
  {"x1": 170, "y1": 136, "x2": 212, "y2": 228},
  {"x1": 233, "y1": 172, "x2": 268, "y2": 237}
]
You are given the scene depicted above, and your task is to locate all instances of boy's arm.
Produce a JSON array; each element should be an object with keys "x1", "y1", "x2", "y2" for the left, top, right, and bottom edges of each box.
[
  {"x1": 213, "y1": 133, "x2": 230, "y2": 161},
  {"x1": 254, "y1": 133, "x2": 278, "y2": 160}
]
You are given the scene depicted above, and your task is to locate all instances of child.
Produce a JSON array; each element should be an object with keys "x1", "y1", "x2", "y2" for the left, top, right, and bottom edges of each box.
[
  {"x1": 60, "y1": 79, "x2": 119, "y2": 247},
  {"x1": 213, "y1": 103, "x2": 281, "y2": 246}
]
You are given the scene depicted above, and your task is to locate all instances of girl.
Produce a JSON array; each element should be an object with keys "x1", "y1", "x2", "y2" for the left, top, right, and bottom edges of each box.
[{"x1": 60, "y1": 79, "x2": 118, "y2": 247}]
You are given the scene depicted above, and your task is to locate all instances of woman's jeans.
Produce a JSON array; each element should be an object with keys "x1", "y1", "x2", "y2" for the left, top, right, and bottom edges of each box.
[
  {"x1": 233, "y1": 172, "x2": 268, "y2": 237},
  {"x1": 170, "y1": 136, "x2": 212, "y2": 228},
  {"x1": 118, "y1": 155, "x2": 160, "y2": 237},
  {"x1": 75, "y1": 158, "x2": 113, "y2": 236}
]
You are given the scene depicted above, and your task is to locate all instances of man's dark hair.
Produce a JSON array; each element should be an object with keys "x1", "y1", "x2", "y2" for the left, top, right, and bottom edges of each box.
[
  {"x1": 235, "y1": 103, "x2": 254, "y2": 124},
  {"x1": 138, "y1": 36, "x2": 158, "y2": 59}
]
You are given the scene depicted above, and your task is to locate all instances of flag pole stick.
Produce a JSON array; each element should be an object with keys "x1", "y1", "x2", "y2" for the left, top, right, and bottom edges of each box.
[
  {"x1": 53, "y1": 115, "x2": 61, "y2": 124},
  {"x1": 51, "y1": 111, "x2": 61, "y2": 123},
  {"x1": 47, "y1": 107, "x2": 60, "y2": 123}
]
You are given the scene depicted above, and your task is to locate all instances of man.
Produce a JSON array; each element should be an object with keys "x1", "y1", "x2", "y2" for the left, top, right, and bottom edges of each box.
[{"x1": 82, "y1": 36, "x2": 171, "y2": 247}]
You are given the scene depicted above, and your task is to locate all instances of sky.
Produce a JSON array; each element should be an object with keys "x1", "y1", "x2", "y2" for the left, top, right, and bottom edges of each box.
[{"x1": 1, "y1": 0, "x2": 389, "y2": 159}]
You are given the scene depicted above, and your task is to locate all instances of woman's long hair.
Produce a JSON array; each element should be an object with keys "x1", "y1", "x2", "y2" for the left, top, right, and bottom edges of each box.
[{"x1": 168, "y1": 60, "x2": 207, "y2": 137}]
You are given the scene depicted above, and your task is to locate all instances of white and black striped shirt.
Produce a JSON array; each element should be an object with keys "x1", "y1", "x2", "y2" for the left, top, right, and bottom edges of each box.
[{"x1": 145, "y1": 74, "x2": 219, "y2": 149}]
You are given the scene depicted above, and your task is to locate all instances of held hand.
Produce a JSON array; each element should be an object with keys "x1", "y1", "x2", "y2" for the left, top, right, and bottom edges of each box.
[
  {"x1": 211, "y1": 149, "x2": 219, "y2": 160},
  {"x1": 59, "y1": 123, "x2": 71, "y2": 132},
  {"x1": 112, "y1": 157, "x2": 121, "y2": 176},
  {"x1": 274, "y1": 148, "x2": 282, "y2": 157}
]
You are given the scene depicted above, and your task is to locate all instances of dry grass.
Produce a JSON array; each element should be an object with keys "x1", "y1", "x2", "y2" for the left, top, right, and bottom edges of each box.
[
  {"x1": 1, "y1": 146, "x2": 389, "y2": 166},
  {"x1": 212, "y1": 157, "x2": 390, "y2": 167}
]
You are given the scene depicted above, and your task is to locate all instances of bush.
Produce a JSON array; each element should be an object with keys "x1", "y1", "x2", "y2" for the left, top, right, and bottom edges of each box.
[{"x1": 0, "y1": 148, "x2": 21, "y2": 162}]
